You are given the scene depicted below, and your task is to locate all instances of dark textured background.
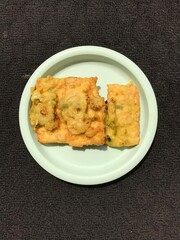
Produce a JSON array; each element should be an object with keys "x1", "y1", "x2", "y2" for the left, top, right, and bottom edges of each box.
[{"x1": 0, "y1": 0, "x2": 180, "y2": 239}]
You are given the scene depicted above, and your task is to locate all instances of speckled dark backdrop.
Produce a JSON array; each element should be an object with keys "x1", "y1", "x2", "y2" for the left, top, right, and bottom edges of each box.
[{"x1": 0, "y1": 0, "x2": 179, "y2": 239}]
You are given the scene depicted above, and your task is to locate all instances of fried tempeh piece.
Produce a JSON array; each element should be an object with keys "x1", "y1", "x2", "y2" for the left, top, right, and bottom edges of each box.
[
  {"x1": 105, "y1": 82, "x2": 140, "y2": 147},
  {"x1": 29, "y1": 76, "x2": 105, "y2": 147}
]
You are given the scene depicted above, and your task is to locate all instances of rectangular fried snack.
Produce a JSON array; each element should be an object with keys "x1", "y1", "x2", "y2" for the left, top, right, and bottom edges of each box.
[
  {"x1": 106, "y1": 82, "x2": 140, "y2": 147},
  {"x1": 29, "y1": 76, "x2": 105, "y2": 147}
]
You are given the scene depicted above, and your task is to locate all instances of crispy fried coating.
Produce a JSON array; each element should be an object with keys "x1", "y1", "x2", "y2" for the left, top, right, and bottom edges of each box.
[
  {"x1": 106, "y1": 82, "x2": 140, "y2": 147},
  {"x1": 29, "y1": 76, "x2": 105, "y2": 147}
]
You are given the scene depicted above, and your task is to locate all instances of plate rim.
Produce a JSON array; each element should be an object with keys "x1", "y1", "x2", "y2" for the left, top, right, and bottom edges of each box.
[{"x1": 19, "y1": 45, "x2": 158, "y2": 185}]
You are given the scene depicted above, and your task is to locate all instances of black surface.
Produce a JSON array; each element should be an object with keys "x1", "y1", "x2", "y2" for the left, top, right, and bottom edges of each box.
[{"x1": 1, "y1": 1, "x2": 180, "y2": 239}]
